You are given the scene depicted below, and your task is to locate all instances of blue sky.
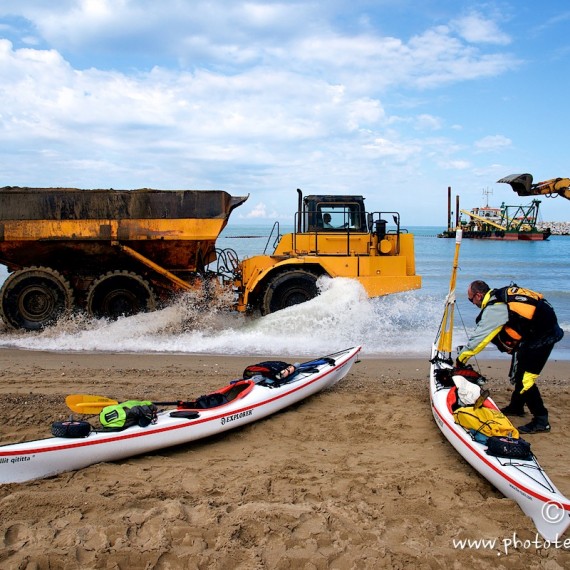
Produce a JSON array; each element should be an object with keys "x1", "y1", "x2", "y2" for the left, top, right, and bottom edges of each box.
[{"x1": 1, "y1": 1, "x2": 569, "y2": 226}]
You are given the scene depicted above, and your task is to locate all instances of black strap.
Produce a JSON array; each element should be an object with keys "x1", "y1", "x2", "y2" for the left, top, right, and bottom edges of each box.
[{"x1": 170, "y1": 410, "x2": 200, "y2": 420}]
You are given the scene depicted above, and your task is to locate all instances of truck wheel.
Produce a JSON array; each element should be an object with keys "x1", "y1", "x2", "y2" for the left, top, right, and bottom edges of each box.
[
  {"x1": 87, "y1": 271, "x2": 156, "y2": 320},
  {"x1": 261, "y1": 270, "x2": 319, "y2": 315},
  {"x1": 0, "y1": 267, "x2": 74, "y2": 330}
]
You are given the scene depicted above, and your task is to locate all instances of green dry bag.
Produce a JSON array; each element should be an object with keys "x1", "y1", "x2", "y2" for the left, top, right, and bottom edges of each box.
[{"x1": 100, "y1": 400, "x2": 157, "y2": 429}]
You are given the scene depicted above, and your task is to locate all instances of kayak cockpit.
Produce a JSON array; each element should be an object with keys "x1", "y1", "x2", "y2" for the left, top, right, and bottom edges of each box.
[{"x1": 179, "y1": 380, "x2": 255, "y2": 410}]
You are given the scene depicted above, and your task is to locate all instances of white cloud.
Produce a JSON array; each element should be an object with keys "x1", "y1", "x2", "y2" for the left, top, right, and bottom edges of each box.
[
  {"x1": 452, "y1": 12, "x2": 511, "y2": 45},
  {"x1": 346, "y1": 98, "x2": 385, "y2": 130},
  {"x1": 1, "y1": 2, "x2": 520, "y2": 85},
  {"x1": 6, "y1": 0, "x2": 317, "y2": 68},
  {"x1": 362, "y1": 137, "x2": 420, "y2": 162},
  {"x1": 242, "y1": 202, "x2": 279, "y2": 220},
  {"x1": 414, "y1": 114, "x2": 443, "y2": 131},
  {"x1": 441, "y1": 159, "x2": 471, "y2": 170},
  {"x1": 474, "y1": 135, "x2": 512, "y2": 152}
]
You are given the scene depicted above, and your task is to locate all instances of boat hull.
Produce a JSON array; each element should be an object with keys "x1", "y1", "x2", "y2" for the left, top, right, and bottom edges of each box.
[
  {"x1": 430, "y1": 346, "x2": 570, "y2": 541},
  {"x1": 438, "y1": 229, "x2": 550, "y2": 240},
  {"x1": 1, "y1": 347, "x2": 361, "y2": 484}
]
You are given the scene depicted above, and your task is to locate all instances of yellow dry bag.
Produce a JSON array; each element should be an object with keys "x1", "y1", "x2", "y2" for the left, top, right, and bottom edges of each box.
[{"x1": 453, "y1": 406, "x2": 519, "y2": 439}]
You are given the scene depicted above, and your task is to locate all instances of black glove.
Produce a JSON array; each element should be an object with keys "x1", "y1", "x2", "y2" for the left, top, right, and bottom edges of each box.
[
  {"x1": 455, "y1": 358, "x2": 466, "y2": 369},
  {"x1": 128, "y1": 404, "x2": 158, "y2": 427}
]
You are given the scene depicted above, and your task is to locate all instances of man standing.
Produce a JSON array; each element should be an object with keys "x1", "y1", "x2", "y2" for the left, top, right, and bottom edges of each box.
[{"x1": 457, "y1": 280, "x2": 564, "y2": 434}]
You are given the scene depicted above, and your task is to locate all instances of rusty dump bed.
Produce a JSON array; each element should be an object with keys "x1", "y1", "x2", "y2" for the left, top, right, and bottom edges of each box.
[
  {"x1": 0, "y1": 187, "x2": 248, "y2": 274},
  {"x1": 0, "y1": 187, "x2": 247, "y2": 220}
]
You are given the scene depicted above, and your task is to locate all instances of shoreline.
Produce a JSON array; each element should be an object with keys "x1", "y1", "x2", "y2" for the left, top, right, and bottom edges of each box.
[{"x1": 1, "y1": 344, "x2": 569, "y2": 360}]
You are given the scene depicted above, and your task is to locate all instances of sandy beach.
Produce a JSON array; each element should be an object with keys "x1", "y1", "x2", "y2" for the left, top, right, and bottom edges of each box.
[{"x1": 0, "y1": 348, "x2": 568, "y2": 569}]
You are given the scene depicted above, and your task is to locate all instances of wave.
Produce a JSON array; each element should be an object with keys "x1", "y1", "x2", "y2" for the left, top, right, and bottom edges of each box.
[
  {"x1": 0, "y1": 277, "x2": 566, "y2": 359},
  {"x1": 0, "y1": 279, "x2": 440, "y2": 357}
]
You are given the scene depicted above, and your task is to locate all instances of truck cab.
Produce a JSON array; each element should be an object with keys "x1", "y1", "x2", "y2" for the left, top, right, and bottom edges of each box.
[
  {"x1": 303, "y1": 195, "x2": 366, "y2": 232},
  {"x1": 236, "y1": 190, "x2": 421, "y2": 315}
]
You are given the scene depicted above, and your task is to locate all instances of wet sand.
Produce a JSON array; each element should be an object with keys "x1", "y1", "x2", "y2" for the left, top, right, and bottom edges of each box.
[{"x1": 0, "y1": 349, "x2": 569, "y2": 569}]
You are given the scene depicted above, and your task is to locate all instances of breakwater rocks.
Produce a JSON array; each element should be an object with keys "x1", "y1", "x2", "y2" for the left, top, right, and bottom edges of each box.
[{"x1": 537, "y1": 222, "x2": 570, "y2": 235}]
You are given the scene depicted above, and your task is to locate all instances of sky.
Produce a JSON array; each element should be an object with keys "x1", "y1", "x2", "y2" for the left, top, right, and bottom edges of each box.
[{"x1": 1, "y1": 1, "x2": 569, "y2": 226}]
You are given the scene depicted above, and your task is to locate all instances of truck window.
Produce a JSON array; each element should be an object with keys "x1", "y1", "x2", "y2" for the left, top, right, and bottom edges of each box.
[{"x1": 318, "y1": 204, "x2": 362, "y2": 230}]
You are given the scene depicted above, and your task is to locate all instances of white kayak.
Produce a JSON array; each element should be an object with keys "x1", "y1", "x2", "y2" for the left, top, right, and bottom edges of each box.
[
  {"x1": 0, "y1": 346, "x2": 361, "y2": 484},
  {"x1": 430, "y1": 229, "x2": 569, "y2": 541},
  {"x1": 429, "y1": 350, "x2": 570, "y2": 541}
]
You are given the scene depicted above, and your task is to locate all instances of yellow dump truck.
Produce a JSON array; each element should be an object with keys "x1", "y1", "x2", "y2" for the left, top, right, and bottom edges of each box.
[{"x1": 0, "y1": 186, "x2": 421, "y2": 330}]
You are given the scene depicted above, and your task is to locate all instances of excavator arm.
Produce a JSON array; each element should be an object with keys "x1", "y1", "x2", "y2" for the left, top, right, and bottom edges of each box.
[{"x1": 498, "y1": 174, "x2": 570, "y2": 200}]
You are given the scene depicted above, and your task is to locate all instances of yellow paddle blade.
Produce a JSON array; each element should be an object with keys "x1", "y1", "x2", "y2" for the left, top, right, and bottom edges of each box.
[
  {"x1": 436, "y1": 229, "x2": 462, "y2": 353},
  {"x1": 66, "y1": 394, "x2": 119, "y2": 414},
  {"x1": 437, "y1": 302, "x2": 456, "y2": 353}
]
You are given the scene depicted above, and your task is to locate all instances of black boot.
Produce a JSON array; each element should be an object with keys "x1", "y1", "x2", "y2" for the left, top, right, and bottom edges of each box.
[{"x1": 518, "y1": 415, "x2": 551, "y2": 434}]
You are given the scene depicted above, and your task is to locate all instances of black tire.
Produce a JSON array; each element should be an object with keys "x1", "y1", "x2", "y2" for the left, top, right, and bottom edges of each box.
[
  {"x1": 51, "y1": 420, "x2": 92, "y2": 438},
  {"x1": 87, "y1": 271, "x2": 156, "y2": 320},
  {"x1": 261, "y1": 269, "x2": 320, "y2": 315},
  {"x1": 0, "y1": 266, "x2": 74, "y2": 330}
]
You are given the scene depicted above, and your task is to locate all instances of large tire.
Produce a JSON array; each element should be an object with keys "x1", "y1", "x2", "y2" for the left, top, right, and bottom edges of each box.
[
  {"x1": 261, "y1": 269, "x2": 320, "y2": 315},
  {"x1": 0, "y1": 266, "x2": 74, "y2": 330},
  {"x1": 87, "y1": 270, "x2": 156, "y2": 320}
]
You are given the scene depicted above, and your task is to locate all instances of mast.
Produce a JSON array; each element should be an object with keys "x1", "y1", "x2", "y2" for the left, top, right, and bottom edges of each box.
[
  {"x1": 447, "y1": 186, "x2": 452, "y2": 231},
  {"x1": 455, "y1": 195, "x2": 460, "y2": 229},
  {"x1": 436, "y1": 229, "x2": 462, "y2": 353}
]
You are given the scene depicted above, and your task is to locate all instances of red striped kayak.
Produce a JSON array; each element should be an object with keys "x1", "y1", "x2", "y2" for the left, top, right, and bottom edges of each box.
[
  {"x1": 430, "y1": 349, "x2": 570, "y2": 541},
  {"x1": 1, "y1": 346, "x2": 361, "y2": 484},
  {"x1": 430, "y1": 229, "x2": 569, "y2": 541}
]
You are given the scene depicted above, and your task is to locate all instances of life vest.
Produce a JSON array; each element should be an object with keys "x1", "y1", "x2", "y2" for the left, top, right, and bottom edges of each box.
[{"x1": 478, "y1": 286, "x2": 543, "y2": 353}]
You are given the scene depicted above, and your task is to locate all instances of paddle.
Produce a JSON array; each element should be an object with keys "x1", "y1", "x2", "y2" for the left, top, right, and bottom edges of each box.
[
  {"x1": 65, "y1": 394, "x2": 191, "y2": 414},
  {"x1": 474, "y1": 389, "x2": 491, "y2": 410}
]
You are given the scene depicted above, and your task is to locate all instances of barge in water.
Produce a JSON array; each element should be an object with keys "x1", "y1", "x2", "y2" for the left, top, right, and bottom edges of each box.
[{"x1": 438, "y1": 188, "x2": 550, "y2": 241}]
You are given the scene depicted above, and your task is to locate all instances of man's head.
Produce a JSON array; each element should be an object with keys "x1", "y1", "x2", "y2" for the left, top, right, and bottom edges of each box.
[{"x1": 468, "y1": 280, "x2": 490, "y2": 308}]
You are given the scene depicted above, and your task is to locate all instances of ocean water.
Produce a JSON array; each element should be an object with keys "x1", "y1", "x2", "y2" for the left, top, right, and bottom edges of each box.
[{"x1": 0, "y1": 225, "x2": 568, "y2": 360}]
